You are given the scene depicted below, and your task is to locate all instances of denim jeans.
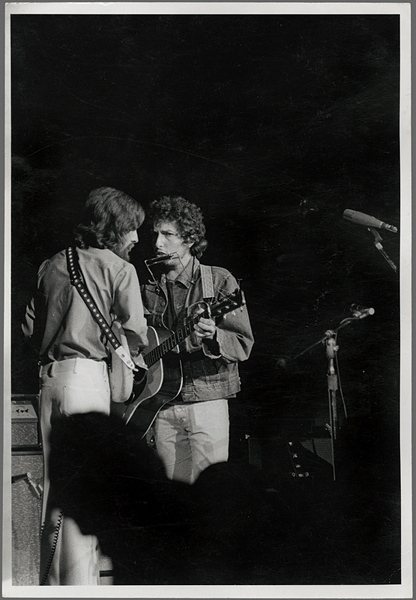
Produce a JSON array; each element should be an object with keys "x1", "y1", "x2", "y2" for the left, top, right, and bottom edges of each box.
[
  {"x1": 39, "y1": 358, "x2": 110, "y2": 585},
  {"x1": 153, "y1": 399, "x2": 229, "y2": 484}
]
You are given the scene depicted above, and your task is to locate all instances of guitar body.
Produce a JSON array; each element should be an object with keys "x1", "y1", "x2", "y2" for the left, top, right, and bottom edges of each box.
[
  {"x1": 114, "y1": 288, "x2": 244, "y2": 438},
  {"x1": 122, "y1": 326, "x2": 183, "y2": 437}
]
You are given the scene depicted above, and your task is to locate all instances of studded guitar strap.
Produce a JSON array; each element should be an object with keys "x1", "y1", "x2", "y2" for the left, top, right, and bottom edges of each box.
[{"x1": 65, "y1": 246, "x2": 135, "y2": 370}]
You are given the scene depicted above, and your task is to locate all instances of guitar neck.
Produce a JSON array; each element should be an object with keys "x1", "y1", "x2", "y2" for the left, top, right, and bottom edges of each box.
[
  {"x1": 144, "y1": 314, "x2": 201, "y2": 368},
  {"x1": 142, "y1": 289, "x2": 244, "y2": 369}
]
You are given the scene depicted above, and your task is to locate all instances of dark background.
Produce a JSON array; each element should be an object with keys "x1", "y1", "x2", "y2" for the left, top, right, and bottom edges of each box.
[{"x1": 10, "y1": 12, "x2": 402, "y2": 585}]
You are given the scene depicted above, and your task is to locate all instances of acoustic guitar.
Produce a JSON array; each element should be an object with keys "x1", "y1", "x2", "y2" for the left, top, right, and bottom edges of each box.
[{"x1": 119, "y1": 289, "x2": 245, "y2": 438}]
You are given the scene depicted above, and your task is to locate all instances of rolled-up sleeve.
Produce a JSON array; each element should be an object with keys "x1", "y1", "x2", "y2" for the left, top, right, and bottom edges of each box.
[
  {"x1": 21, "y1": 261, "x2": 49, "y2": 352},
  {"x1": 22, "y1": 296, "x2": 35, "y2": 340}
]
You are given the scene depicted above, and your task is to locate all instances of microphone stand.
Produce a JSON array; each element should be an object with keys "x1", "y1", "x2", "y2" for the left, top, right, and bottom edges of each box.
[
  {"x1": 294, "y1": 313, "x2": 371, "y2": 482},
  {"x1": 325, "y1": 331, "x2": 339, "y2": 481},
  {"x1": 368, "y1": 227, "x2": 398, "y2": 274}
]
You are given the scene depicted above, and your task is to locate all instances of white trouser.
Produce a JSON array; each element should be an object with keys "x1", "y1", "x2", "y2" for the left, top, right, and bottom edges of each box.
[
  {"x1": 39, "y1": 358, "x2": 110, "y2": 585},
  {"x1": 153, "y1": 399, "x2": 229, "y2": 485}
]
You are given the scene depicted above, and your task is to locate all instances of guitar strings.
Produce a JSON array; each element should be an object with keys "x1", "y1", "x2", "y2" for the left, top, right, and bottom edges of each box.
[
  {"x1": 144, "y1": 292, "x2": 242, "y2": 367},
  {"x1": 143, "y1": 254, "x2": 243, "y2": 364}
]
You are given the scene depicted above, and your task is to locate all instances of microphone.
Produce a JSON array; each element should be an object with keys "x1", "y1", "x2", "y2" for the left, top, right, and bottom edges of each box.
[
  {"x1": 343, "y1": 209, "x2": 398, "y2": 233},
  {"x1": 145, "y1": 253, "x2": 178, "y2": 266},
  {"x1": 350, "y1": 304, "x2": 375, "y2": 319}
]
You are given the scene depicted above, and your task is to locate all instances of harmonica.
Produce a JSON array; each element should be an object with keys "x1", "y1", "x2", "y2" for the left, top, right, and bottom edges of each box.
[{"x1": 145, "y1": 253, "x2": 178, "y2": 266}]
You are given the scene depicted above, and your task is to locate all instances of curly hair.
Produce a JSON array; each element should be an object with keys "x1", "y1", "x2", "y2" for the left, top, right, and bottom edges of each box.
[
  {"x1": 148, "y1": 196, "x2": 208, "y2": 258},
  {"x1": 74, "y1": 187, "x2": 145, "y2": 252}
]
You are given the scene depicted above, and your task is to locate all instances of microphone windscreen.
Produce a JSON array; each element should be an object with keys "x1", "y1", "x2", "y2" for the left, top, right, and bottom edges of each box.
[{"x1": 343, "y1": 209, "x2": 380, "y2": 228}]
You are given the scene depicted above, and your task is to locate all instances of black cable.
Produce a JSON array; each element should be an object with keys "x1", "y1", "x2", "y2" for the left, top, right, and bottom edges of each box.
[{"x1": 39, "y1": 510, "x2": 63, "y2": 586}]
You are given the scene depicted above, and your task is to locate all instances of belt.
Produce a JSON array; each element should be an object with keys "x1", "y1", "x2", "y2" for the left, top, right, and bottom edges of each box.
[{"x1": 40, "y1": 357, "x2": 108, "y2": 376}]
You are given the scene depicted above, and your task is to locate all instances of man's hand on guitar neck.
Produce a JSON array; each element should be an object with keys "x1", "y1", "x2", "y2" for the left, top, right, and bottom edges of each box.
[
  {"x1": 195, "y1": 317, "x2": 221, "y2": 357},
  {"x1": 194, "y1": 317, "x2": 216, "y2": 341}
]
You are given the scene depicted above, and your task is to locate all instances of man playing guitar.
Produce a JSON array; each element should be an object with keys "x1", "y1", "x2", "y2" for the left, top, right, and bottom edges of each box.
[{"x1": 135, "y1": 196, "x2": 254, "y2": 485}]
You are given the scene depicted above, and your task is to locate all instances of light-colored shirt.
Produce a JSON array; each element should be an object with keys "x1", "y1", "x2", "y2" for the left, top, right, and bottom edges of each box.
[{"x1": 22, "y1": 247, "x2": 148, "y2": 363}]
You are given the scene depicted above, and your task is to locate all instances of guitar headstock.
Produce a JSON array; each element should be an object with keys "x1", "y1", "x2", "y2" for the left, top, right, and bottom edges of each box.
[{"x1": 211, "y1": 289, "x2": 246, "y2": 319}]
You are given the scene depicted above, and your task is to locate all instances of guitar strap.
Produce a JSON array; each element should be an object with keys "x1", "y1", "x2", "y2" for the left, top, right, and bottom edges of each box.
[
  {"x1": 65, "y1": 246, "x2": 136, "y2": 370},
  {"x1": 200, "y1": 264, "x2": 214, "y2": 302}
]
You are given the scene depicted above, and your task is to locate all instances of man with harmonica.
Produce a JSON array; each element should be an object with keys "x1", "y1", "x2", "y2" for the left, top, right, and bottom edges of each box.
[{"x1": 132, "y1": 195, "x2": 254, "y2": 484}]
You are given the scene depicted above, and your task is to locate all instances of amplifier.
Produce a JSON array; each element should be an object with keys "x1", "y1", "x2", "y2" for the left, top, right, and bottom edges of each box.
[
  {"x1": 12, "y1": 395, "x2": 41, "y2": 453},
  {"x1": 10, "y1": 394, "x2": 113, "y2": 585},
  {"x1": 12, "y1": 454, "x2": 43, "y2": 585},
  {"x1": 11, "y1": 394, "x2": 42, "y2": 585}
]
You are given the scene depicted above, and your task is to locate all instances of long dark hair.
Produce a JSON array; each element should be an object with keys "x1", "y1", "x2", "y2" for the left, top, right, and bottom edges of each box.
[
  {"x1": 74, "y1": 187, "x2": 145, "y2": 252},
  {"x1": 148, "y1": 196, "x2": 208, "y2": 258}
]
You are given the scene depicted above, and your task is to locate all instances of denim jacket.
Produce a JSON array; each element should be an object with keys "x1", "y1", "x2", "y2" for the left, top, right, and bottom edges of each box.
[{"x1": 141, "y1": 259, "x2": 254, "y2": 402}]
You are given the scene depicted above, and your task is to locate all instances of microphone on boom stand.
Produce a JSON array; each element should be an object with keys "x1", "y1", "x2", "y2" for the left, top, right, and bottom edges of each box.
[
  {"x1": 350, "y1": 304, "x2": 375, "y2": 319},
  {"x1": 343, "y1": 209, "x2": 398, "y2": 233},
  {"x1": 342, "y1": 209, "x2": 398, "y2": 274}
]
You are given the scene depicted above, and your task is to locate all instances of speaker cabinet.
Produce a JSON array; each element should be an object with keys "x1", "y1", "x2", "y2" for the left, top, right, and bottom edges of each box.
[
  {"x1": 11, "y1": 395, "x2": 42, "y2": 585},
  {"x1": 12, "y1": 454, "x2": 43, "y2": 585},
  {"x1": 11, "y1": 395, "x2": 113, "y2": 585}
]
